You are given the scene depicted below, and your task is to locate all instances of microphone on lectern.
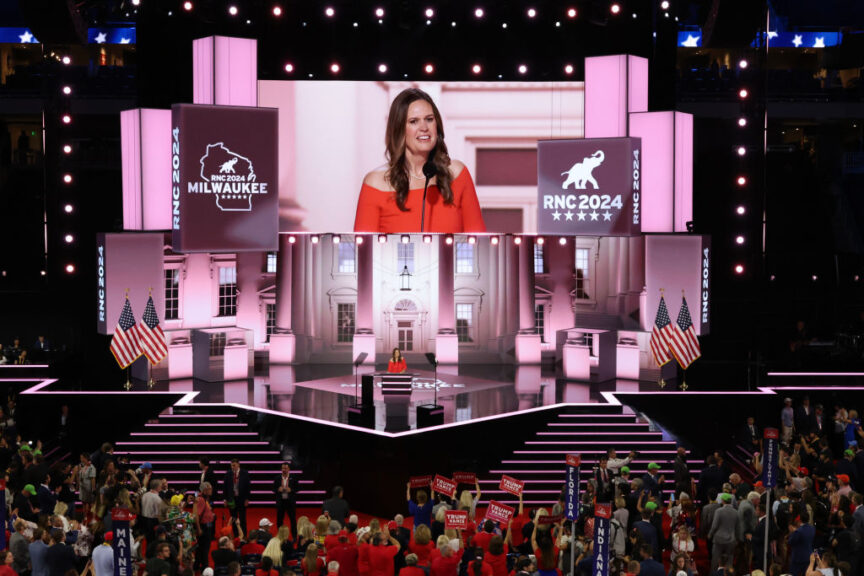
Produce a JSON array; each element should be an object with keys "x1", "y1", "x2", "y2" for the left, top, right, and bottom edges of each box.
[{"x1": 420, "y1": 152, "x2": 437, "y2": 233}]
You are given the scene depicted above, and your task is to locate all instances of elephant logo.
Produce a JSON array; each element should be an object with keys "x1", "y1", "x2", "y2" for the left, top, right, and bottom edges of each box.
[{"x1": 561, "y1": 150, "x2": 605, "y2": 190}]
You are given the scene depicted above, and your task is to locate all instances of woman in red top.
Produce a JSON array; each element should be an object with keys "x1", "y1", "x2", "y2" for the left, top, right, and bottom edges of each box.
[
  {"x1": 482, "y1": 531, "x2": 511, "y2": 576},
  {"x1": 354, "y1": 88, "x2": 486, "y2": 234},
  {"x1": 429, "y1": 536, "x2": 463, "y2": 576},
  {"x1": 256, "y1": 556, "x2": 280, "y2": 576},
  {"x1": 0, "y1": 551, "x2": 16, "y2": 576},
  {"x1": 388, "y1": 348, "x2": 407, "y2": 374},
  {"x1": 399, "y1": 554, "x2": 426, "y2": 576},
  {"x1": 302, "y1": 544, "x2": 326, "y2": 576}
]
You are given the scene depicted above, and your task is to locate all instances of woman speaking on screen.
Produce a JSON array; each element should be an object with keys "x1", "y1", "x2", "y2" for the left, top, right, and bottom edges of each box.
[{"x1": 353, "y1": 88, "x2": 486, "y2": 234}]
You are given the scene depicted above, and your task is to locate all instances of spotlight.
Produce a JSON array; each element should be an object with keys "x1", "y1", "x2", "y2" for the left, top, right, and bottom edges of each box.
[
  {"x1": 513, "y1": 236, "x2": 522, "y2": 245},
  {"x1": 468, "y1": 236, "x2": 476, "y2": 245},
  {"x1": 423, "y1": 235, "x2": 432, "y2": 244},
  {"x1": 183, "y1": 1, "x2": 192, "y2": 10},
  {"x1": 854, "y1": 275, "x2": 860, "y2": 282},
  {"x1": 736, "y1": 205, "x2": 746, "y2": 215},
  {"x1": 378, "y1": 63, "x2": 388, "y2": 73},
  {"x1": 272, "y1": 5, "x2": 282, "y2": 16},
  {"x1": 62, "y1": 56, "x2": 71, "y2": 65},
  {"x1": 131, "y1": 0, "x2": 140, "y2": 5},
  {"x1": 474, "y1": 7, "x2": 484, "y2": 18},
  {"x1": 62, "y1": 115, "x2": 72, "y2": 124},
  {"x1": 535, "y1": 237, "x2": 544, "y2": 245},
  {"x1": 734, "y1": 264, "x2": 744, "y2": 275},
  {"x1": 518, "y1": 64, "x2": 527, "y2": 74},
  {"x1": 311, "y1": 235, "x2": 320, "y2": 244},
  {"x1": 62, "y1": 144, "x2": 72, "y2": 154},
  {"x1": 444, "y1": 235, "x2": 454, "y2": 245},
  {"x1": 739, "y1": 88, "x2": 749, "y2": 99},
  {"x1": 566, "y1": 7, "x2": 577, "y2": 18},
  {"x1": 375, "y1": 7, "x2": 384, "y2": 17},
  {"x1": 355, "y1": 235, "x2": 364, "y2": 245},
  {"x1": 330, "y1": 63, "x2": 340, "y2": 74},
  {"x1": 490, "y1": 236, "x2": 499, "y2": 246},
  {"x1": 40, "y1": 270, "x2": 46, "y2": 276},
  {"x1": 737, "y1": 176, "x2": 747, "y2": 186},
  {"x1": 228, "y1": 5, "x2": 238, "y2": 16},
  {"x1": 610, "y1": 4, "x2": 621, "y2": 15},
  {"x1": 378, "y1": 234, "x2": 387, "y2": 244},
  {"x1": 660, "y1": 0, "x2": 670, "y2": 8},
  {"x1": 424, "y1": 63, "x2": 434, "y2": 74},
  {"x1": 811, "y1": 275, "x2": 818, "y2": 281},
  {"x1": 401, "y1": 235, "x2": 410, "y2": 244},
  {"x1": 64, "y1": 234, "x2": 74, "y2": 243},
  {"x1": 324, "y1": 6, "x2": 335, "y2": 17},
  {"x1": 527, "y1": 8, "x2": 536, "y2": 18},
  {"x1": 425, "y1": 7, "x2": 434, "y2": 17},
  {"x1": 739, "y1": 59, "x2": 748, "y2": 69},
  {"x1": 559, "y1": 237, "x2": 567, "y2": 245},
  {"x1": 735, "y1": 236, "x2": 745, "y2": 245},
  {"x1": 63, "y1": 174, "x2": 73, "y2": 184},
  {"x1": 65, "y1": 264, "x2": 75, "y2": 274},
  {"x1": 471, "y1": 64, "x2": 482, "y2": 74},
  {"x1": 738, "y1": 117, "x2": 748, "y2": 127},
  {"x1": 284, "y1": 63, "x2": 294, "y2": 73},
  {"x1": 564, "y1": 64, "x2": 574, "y2": 75},
  {"x1": 737, "y1": 146, "x2": 746, "y2": 156},
  {"x1": 62, "y1": 86, "x2": 72, "y2": 95},
  {"x1": 63, "y1": 204, "x2": 73, "y2": 213},
  {"x1": 332, "y1": 235, "x2": 341, "y2": 244},
  {"x1": 501, "y1": 22, "x2": 508, "y2": 28}
]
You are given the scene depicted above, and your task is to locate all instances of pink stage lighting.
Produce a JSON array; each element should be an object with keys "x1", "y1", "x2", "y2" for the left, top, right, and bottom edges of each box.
[
  {"x1": 610, "y1": 4, "x2": 621, "y2": 15},
  {"x1": 62, "y1": 56, "x2": 71, "y2": 65},
  {"x1": 62, "y1": 86, "x2": 72, "y2": 95},
  {"x1": 272, "y1": 5, "x2": 282, "y2": 16},
  {"x1": 490, "y1": 236, "x2": 499, "y2": 245},
  {"x1": 330, "y1": 63, "x2": 340, "y2": 74},
  {"x1": 527, "y1": 8, "x2": 537, "y2": 18},
  {"x1": 739, "y1": 59, "x2": 748, "y2": 69},
  {"x1": 401, "y1": 235, "x2": 410, "y2": 244},
  {"x1": 444, "y1": 235, "x2": 454, "y2": 245},
  {"x1": 660, "y1": 0, "x2": 670, "y2": 9},
  {"x1": 63, "y1": 174, "x2": 73, "y2": 184},
  {"x1": 422, "y1": 235, "x2": 432, "y2": 244},
  {"x1": 64, "y1": 234, "x2": 74, "y2": 243},
  {"x1": 65, "y1": 264, "x2": 75, "y2": 274},
  {"x1": 535, "y1": 237, "x2": 544, "y2": 245},
  {"x1": 183, "y1": 1, "x2": 193, "y2": 11},
  {"x1": 425, "y1": 7, "x2": 434, "y2": 18},
  {"x1": 284, "y1": 63, "x2": 294, "y2": 73},
  {"x1": 518, "y1": 64, "x2": 528, "y2": 74},
  {"x1": 564, "y1": 64, "x2": 574, "y2": 75},
  {"x1": 559, "y1": 237, "x2": 567, "y2": 245},
  {"x1": 355, "y1": 235, "x2": 364, "y2": 244},
  {"x1": 735, "y1": 236, "x2": 745, "y2": 245},
  {"x1": 375, "y1": 7, "x2": 385, "y2": 17},
  {"x1": 472, "y1": 64, "x2": 482, "y2": 74},
  {"x1": 738, "y1": 117, "x2": 748, "y2": 127},
  {"x1": 62, "y1": 145, "x2": 72, "y2": 154},
  {"x1": 62, "y1": 115, "x2": 71, "y2": 124},
  {"x1": 324, "y1": 7, "x2": 335, "y2": 17},
  {"x1": 737, "y1": 176, "x2": 747, "y2": 186},
  {"x1": 474, "y1": 7, "x2": 484, "y2": 18},
  {"x1": 287, "y1": 235, "x2": 296, "y2": 244},
  {"x1": 734, "y1": 264, "x2": 745, "y2": 274},
  {"x1": 513, "y1": 236, "x2": 522, "y2": 245},
  {"x1": 228, "y1": 5, "x2": 238, "y2": 16},
  {"x1": 468, "y1": 236, "x2": 476, "y2": 244},
  {"x1": 566, "y1": 7, "x2": 577, "y2": 18},
  {"x1": 739, "y1": 88, "x2": 749, "y2": 99},
  {"x1": 310, "y1": 235, "x2": 320, "y2": 244},
  {"x1": 63, "y1": 204, "x2": 73, "y2": 213},
  {"x1": 737, "y1": 146, "x2": 746, "y2": 156},
  {"x1": 736, "y1": 205, "x2": 746, "y2": 215},
  {"x1": 378, "y1": 63, "x2": 388, "y2": 73},
  {"x1": 424, "y1": 63, "x2": 434, "y2": 74},
  {"x1": 332, "y1": 235, "x2": 341, "y2": 244},
  {"x1": 811, "y1": 275, "x2": 818, "y2": 281}
]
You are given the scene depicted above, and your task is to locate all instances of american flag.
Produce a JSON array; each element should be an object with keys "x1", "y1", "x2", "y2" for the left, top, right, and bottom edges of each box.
[
  {"x1": 670, "y1": 296, "x2": 702, "y2": 369},
  {"x1": 649, "y1": 295, "x2": 674, "y2": 367},
  {"x1": 110, "y1": 298, "x2": 141, "y2": 368},
  {"x1": 139, "y1": 295, "x2": 168, "y2": 364}
]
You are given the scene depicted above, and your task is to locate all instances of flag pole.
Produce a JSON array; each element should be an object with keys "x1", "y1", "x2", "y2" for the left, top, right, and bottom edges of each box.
[
  {"x1": 658, "y1": 288, "x2": 666, "y2": 388},
  {"x1": 679, "y1": 289, "x2": 689, "y2": 390},
  {"x1": 124, "y1": 367, "x2": 132, "y2": 391}
]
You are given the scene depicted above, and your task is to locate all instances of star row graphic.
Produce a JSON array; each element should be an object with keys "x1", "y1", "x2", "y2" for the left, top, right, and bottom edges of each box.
[
  {"x1": 551, "y1": 210, "x2": 613, "y2": 222},
  {"x1": 681, "y1": 32, "x2": 826, "y2": 49}
]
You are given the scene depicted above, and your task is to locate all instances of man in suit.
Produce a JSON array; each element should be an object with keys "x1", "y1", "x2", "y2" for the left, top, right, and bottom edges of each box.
[
  {"x1": 322, "y1": 486, "x2": 351, "y2": 528},
  {"x1": 737, "y1": 491, "x2": 759, "y2": 569},
  {"x1": 594, "y1": 455, "x2": 614, "y2": 502},
  {"x1": 633, "y1": 509, "x2": 659, "y2": 561},
  {"x1": 788, "y1": 511, "x2": 815, "y2": 576},
  {"x1": 223, "y1": 458, "x2": 251, "y2": 537},
  {"x1": 708, "y1": 493, "x2": 740, "y2": 570},
  {"x1": 852, "y1": 493, "x2": 864, "y2": 537},
  {"x1": 737, "y1": 417, "x2": 760, "y2": 454},
  {"x1": 198, "y1": 457, "x2": 219, "y2": 494},
  {"x1": 673, "y1": 446, "x2": 692, "y2": 497},
  {"x1": 699, "y1": 456, "x2": 725, "y2": 505},
  {"x1": 274, "y1": 461, "x2": 299, "y2": 537},
  {"x1": 794, "y1": 397, "x2": 813, "y2": 437},
  {"x1": 641, "y1": 462, "x2": 664, "y2": 498},
  {"x1": 45, "y1": 529, "x2": 75, "y2": 576},
  {"x1": 811, "y1": 404, "x2": 827, "y2": 437},
  {"x1": 637, "y1": 544, "x2": 665, "y2": 576}
]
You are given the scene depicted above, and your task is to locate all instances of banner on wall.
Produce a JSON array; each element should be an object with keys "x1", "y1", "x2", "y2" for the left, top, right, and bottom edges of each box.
[
  {"x1": 171, "y1": 104, "x2": 278, "y2": 253},
  {"x1": 538, "y1": 138, "x2": 642, "y2": 236}
]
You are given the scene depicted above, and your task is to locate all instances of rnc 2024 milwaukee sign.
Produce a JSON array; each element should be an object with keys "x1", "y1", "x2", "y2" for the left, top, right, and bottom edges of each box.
[
  {"x1": 537, "y1": 137, "x2": 642, "y2": 236},
  {"x1": 171, "y1": 104, "x2": 278, "y2": 253}
]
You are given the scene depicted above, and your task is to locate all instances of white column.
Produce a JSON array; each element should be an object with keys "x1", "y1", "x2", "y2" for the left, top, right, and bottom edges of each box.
[
  {"x1": 353, "y1": 237, "x2": 375, "y2": 365},
  {"x1": 436, "y1": 237, "x2": 458, "y2": 363}
]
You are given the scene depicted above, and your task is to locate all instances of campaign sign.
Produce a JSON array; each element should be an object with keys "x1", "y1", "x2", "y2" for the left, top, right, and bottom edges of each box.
[
  {"x1": 454, "y1": 471, "x2": 477, "y2": 484},
  {"x1": 763, "y1": 428, "x2": 779, "y2": 488},
  {"x1": 537, "y1": 514, "x2": 564, "y2": 525},
  {"x1": 445, "y1": 510, "x2": 469, "y2": 530},
  {"x1": 592, "y1": 504, "x2": 612, "y2": 576},
  {"x1": 499, "y1": 475, "x2": 524, "y2": 496},
  {"x1": 172, "y1": 104, "x2": 278, "y2": 253},
  {"x1": 112, "y1": 507, "x2": 133, "y2": 576},
  {"x1": 432, "y1": 475, "x2": 458, "y2": 498},
  {"x1": 410, "y1": 475, "x2": 433, "y2": 489},
  {"x1": 486, "y1": 500, "x2": 515, "y2": 524},
  {"x1": 538, "y1": 138, "x2": 642, "y2": 236},
  {"x1": 565, "y1": 454, "x2": 581, "y2": 521}
]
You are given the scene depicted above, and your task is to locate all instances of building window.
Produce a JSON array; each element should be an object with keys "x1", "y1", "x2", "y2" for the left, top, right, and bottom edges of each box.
[
  {"x1": 535, "y1": 304, "x2": 546, "y2": 343},
  {"x1": 456, "y1": 303, "x2": 474, "y2": 342},
  {"x1": 218, "y1": 265, "x2": 238, "y2": 316},
  {"x1": 337, "y1": 243, "x2": 356, "y2": 274},
  {"x1": 209, "y1": 332, "x2": 226, "y2": 356},
  {"x1": 266, "y1": 252, "x2": 277, "y2": 274},
  {"x1": 534, "y1": 243, "x2": 546, "y2": 274},
  {"x1": 337, "y1": 303, "x2": 355, "y2": 343},
  {"x1": 455, "y1": 242, "x2": 474, "y2": 274},
  {"x1": 575, "y1": 248, "x2": 591, "y2": 300},
  {"x1": 266, "y1": 303, "x2": 276, "y2": 342},
  {"x1": 397, "y1": 321, "x2": 414, "y2": 351},
  {"x1": 398, "y1": 242, "x2": 415, "y2": 274},
  {"x1": 164, "y1": 268, "x2": 179, "y2": 320}
]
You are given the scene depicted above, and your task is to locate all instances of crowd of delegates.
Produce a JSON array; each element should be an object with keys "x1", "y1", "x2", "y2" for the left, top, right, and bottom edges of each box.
[
  {"x1": 0, "y1": 336, "x2": 53, "y2": 365},
  {"x1": 2, "y1": 396, "x2": 864, "y2": 576}
]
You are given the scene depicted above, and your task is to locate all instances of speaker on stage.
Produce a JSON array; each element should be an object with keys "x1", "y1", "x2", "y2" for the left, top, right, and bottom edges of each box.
[
  {"x1": 361, "y1": 374, "x2": 374, "y2": 406},
  {"x1": 416, "y1": 404, "x2": 444, "y2": 429},
  {"x1": 348, "y1": 403, "x2": 375, "y2": 429}
]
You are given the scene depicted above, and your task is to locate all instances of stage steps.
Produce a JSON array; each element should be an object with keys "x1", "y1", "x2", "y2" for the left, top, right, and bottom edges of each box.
[
  {"x1": 112, "y1": 407, "x2": 325, "y2": 507},
  {"x1": 476, "y1": 404, "x2": 702, "y2": 507}
]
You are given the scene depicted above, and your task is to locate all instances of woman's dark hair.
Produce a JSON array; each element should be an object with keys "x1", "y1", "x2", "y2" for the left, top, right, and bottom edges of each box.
[
  {"x1": 488, "y1": 535, "x2": 504, "y2": 556},
  {"x1": 261, "y1": 557, "x2": 274, "y2": 572},
  {"x1": 471, "y1": 549, "x2": 485, "y2": 576},
  {"x1": 391, "y1": 348, "x2": 401, "y2": 362},
  {"x1": 417, "y1": 490, "x2": 428, "y2": 505},
  {"x1": 537, "y1": 534, "x2": 556, "y2": 570},
  {"x1": 384, "y1": 88, "x2": 453, "y2": 212}
]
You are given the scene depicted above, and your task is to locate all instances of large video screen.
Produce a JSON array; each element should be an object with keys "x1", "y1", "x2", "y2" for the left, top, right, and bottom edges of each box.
[{"x1": 258, "y1": 81, "x2": 584, "y2": 234}]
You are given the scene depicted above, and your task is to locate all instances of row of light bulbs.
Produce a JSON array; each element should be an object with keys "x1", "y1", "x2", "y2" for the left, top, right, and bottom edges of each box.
[{"x1": 284, "y1": 234, "x2": 569, "y2": 247}]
